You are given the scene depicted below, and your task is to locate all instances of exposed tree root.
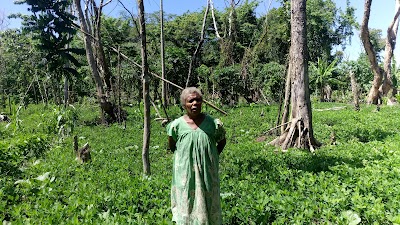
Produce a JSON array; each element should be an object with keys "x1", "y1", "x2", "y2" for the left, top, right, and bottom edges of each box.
[{"x1": 269, "y1": 117, "x2": 321, "y2": 152}]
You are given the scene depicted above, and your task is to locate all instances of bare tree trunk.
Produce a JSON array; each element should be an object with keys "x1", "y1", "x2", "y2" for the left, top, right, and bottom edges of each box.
[
  {"x1": 381, "y1": 0, "x2": 400, "y2": 101},
  {"x1": 73, "y1": 0, "x2": 107, "y2": 122},
  {"x1": 350, "y1": 71, "x2": 360, "y2": 111},
  {"x1": 281, "y1": 63, "x2": 291, "y2": 134},
  {"x1": 64, "y1": 5, "x2": 72, "y2": 108},
  {"x1": 117, "y1": 46, "x2": 122, "y2": 123},
  {"x1": 361, "y1": 0, "x2": 383, "y2": 104},
  {"x1": 73, "y1": 0, "x2": 118, "y2": 123},
  {"x1": 1, "y1": 90, "x2": 5, "y2": 109},
  {"x1": 8, "y1": 95, "x2": 12, "y2": 115},
  {"x1": 160, "y1": 0, "x2": 167, "y2": 107},
  {"x1": 92, "y1": 0, "x2": 113, "y2": 94},
  {"x1": 362, "y1": 0, "x2": 400, "y2": 104},
  {"x1": 138, "y1": 0, "x2": 151, "y2": 176},
  {"x1": 185, "y1": 1, "x2": 209, "y2": 87},
  {"x1": 209, "y1": 0, "x2": 221, "y2": 39},
  {"x1": 270, "y1": 0, "x2": 319, "y2": 152},
  {"x1": 64, "y1": 76, "x2": 69, "y2": 107}
]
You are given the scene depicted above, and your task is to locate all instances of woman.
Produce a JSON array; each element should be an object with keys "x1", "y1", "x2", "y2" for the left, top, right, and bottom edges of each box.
[{"x1": 167, "y1": 87, "x2": 226, "y2": 225}]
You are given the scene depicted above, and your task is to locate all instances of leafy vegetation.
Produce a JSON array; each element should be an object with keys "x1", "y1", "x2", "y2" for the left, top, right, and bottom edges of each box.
[
  {"x1": 1, "y1": 0, "x2": 358, "y2": 108},
  {"x1": 1, "y1": 0, "x2": 399, "y2": 224},
  {"x1": 2, "y1": 102, "x2": 400, "y2": 224}
]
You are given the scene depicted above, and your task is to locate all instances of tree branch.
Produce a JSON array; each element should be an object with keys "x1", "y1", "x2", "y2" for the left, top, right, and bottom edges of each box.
[
  {"x1": 209, "y1": 0, "x2": 221, "y2": 38},
  {"x1": 185, "y1": 0, "x2": 209, "y2": 87}
]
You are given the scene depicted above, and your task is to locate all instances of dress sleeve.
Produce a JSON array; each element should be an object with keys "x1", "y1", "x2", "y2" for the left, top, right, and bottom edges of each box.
[
  {"x1": 166, "y1": 119, "x2": 178, "y2": 141},
  {"x1": 214, "y1": 118, "x2": 226, "y2": 143}
]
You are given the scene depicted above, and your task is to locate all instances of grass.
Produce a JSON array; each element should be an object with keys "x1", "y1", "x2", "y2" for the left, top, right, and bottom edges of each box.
[{"x1": 1, "y1": 101, "x2": 400, "y2": 224}]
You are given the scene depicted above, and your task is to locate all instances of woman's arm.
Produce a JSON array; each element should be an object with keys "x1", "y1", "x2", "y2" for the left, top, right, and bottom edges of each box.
[
  {"x1": 168, "y1": 136, "x2": 176, "y2": 153},
  {"x1": 217, "y1": 138, "x2": 226, "y2": 155}
]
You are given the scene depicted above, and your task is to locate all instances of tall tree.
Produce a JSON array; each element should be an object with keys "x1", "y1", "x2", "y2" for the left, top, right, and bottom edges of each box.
[
  {"x1": 0, "y1": 30, "x2": 43, "y2": 107},
  {"x1": 137, "y1": 0, "x2": 151, "y2": 176},
  {"x1": 72, "y1": 0, "x2": 118, "y2": 122},
  {"x1": 270, "y1": 0, "x2": 320, "y2": 151},
  {"x1": 361, "y1": 0, "x2": 400, "y2": 104}
]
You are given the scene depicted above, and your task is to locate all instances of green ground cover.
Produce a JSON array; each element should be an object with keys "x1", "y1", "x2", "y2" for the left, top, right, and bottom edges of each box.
[{"x1": 1, "y1": 102, "x2": 400, "y2": 224}]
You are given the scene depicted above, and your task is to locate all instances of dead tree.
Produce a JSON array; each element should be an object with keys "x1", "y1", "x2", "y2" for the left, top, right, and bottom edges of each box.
[
  {"x1": 185, "y1": 1, "x2": 209, "y2": 87},
  {"x1": 361, "y1": 0, "x2": 400, "y2": 104},
  {"x1": 73, "y1": 0, "x2": 118, "y2": 123},
  {"x1": 160, "y1": 0, "x2": 167, "y2": 107}
]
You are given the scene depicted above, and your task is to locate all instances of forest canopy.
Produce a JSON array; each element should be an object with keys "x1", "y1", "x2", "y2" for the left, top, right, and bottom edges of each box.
[{"x1": 0, "y1": 0, "x2": 362, "y2": 109}]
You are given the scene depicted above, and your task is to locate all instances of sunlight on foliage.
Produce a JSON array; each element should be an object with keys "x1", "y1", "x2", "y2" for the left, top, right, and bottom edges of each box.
[{"x1": 2, "y1": 102, "x2": 400, "y2": 224}]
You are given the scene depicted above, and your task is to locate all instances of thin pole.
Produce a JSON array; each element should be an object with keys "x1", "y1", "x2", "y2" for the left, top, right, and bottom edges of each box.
[{"x1": 160, "y1": 0, "x2": 167, "y2": 107}]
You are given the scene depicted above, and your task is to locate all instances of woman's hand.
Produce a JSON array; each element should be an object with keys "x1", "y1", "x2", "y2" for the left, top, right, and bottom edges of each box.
[
  {"x1": 217, "y1": 138, "x2": 226, "y2": 155},
  {"x1": 168, "y1": 136, "x2": 176, "y2": 153}
]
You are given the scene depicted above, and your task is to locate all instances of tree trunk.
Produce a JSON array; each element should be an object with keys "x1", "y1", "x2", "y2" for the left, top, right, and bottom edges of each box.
[
  {"x1": 381, "y1": 0, "x2": 400, "y2": 100},
  {"x1": 160, "y1": 0, "x2": 167, "y2": 108},
  {"x1": 281, "y1": 63, "x2": 291, "y2": 135},
  {"x1": 185, "y1": 1, "x2": 209, "y2": 87},
  {"x1": 270, "y1": 0, "x2": 319, "y2": 152},
  {"x1": 92, "y1": 1, "x2": 113, "y2": 95},
  {"x1": 349, "y1": 71, "x2": 360, "y2": 111},
  {"x1": 64, "y1": 75, "x2": 69, "y2": 107},
  {"x1": 138, "y1": 0, "x2": 151, "y2": 176},
  {"x1": 1, "y1": 90, "x2": 5, "y2": 109},
  {"x1": 8, "y1": 95, "x2": 12, "y2": 115},
  {"x1": 73, "y1": 0, "x2": 116, "y2": 122},
  {"x1": 361, "y1": 0, "x2": 382, "y2": 104},
  {"x1": 117, "y1": 46, "x2": 122, "y2": 123},
  {"x1": 362, "y1": 0, "x2": 400, "y2": 104}
]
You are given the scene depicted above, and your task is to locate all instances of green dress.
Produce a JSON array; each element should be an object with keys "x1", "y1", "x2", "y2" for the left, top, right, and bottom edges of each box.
[{"x1": 167, "y1": 114, "x2": 226, "y2": 225}]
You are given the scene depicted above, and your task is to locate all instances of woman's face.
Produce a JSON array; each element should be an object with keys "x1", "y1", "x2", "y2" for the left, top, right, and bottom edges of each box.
[{"x1": 184, "y1": 92, "x2": 203, "y2": 117}]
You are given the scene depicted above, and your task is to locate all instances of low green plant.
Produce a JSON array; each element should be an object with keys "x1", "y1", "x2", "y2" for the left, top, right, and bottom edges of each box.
[
  {"x1": 42, "y1": 105, "x2": 79, "y2": 137},
  {"x1": 2, "y1": 102, "x2": 400, "y2": 224}
]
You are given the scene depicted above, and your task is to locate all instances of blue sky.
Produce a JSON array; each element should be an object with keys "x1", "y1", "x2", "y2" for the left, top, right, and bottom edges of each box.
[{"x1": 1, "y1": 0, "x2": 398, "y2": 61}]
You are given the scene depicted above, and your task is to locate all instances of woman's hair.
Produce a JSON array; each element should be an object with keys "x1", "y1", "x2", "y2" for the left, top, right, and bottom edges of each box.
[{"x1": 180, "y1": 87, "x2": 203, "y2": 106}]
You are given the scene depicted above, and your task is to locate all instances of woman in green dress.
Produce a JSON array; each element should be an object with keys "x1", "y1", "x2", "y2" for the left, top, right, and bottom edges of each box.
[{"x1": 167, "y1": 87, "x2": 226, "y2": 225}]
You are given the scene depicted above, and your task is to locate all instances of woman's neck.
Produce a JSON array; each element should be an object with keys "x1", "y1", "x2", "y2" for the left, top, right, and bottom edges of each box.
[{"x1": 186, "y1": 113, "x2": 204, "y2": 121}]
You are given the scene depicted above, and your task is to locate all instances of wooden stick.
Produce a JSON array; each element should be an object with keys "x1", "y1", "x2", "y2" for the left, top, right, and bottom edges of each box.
[
  {"x1": 110, "y1": 46, "x2": 228, "y2": 115},
  {"x1": 264, "y1": 120, "x2": 292, "y2": 134}
]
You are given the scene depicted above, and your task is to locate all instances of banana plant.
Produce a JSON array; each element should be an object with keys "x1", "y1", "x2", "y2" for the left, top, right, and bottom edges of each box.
[{"x1": 310, "y1": 57, "x2": 342, "y2": 102}]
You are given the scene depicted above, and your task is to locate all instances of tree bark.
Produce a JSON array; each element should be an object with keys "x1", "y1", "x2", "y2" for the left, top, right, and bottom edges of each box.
[
  {"x1": 73, "y1": 0, "x2": 116, "y2": 122},
  {"x1": 138, "y1": 0, "x2": 151, "y2": 176},
  {"x1": 185, "y1": 1, "x2": 209, "y2": 88},
  {"x1": 209, "y1": 0, "x2": 221, "y2": 39},
  {"x1": 160, "y1": 0, "x2": 167, "y2": 108},
  {"x1": 270, "y1": 0, "x2": 319, "y2": 152},
  {"x1": 92, "y1": 0, "x2": 114, "y2": 94},
  {"x1": 381, "y1": 0, "x2": 400, "y2": 99},
  {"x1": 64, "y1": 76, "x2": 68, "y2": 107},
  {"x1": 361, "y1": 0, "x2": 382, "y2": 104},
  {"x1": 350, "y1": 71, "x2": 360, "y2": 110},
  {"x1": 362, "y1": 0, "x2": 400, "y2": 104},
  {"x1": 281, "y1": 63, "x2": 291, "y2": 135}
]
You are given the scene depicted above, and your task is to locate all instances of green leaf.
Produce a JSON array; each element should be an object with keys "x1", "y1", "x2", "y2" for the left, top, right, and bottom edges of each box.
[{"x1": 342, "y1": 210, "x2": 361, "y2": 225}]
